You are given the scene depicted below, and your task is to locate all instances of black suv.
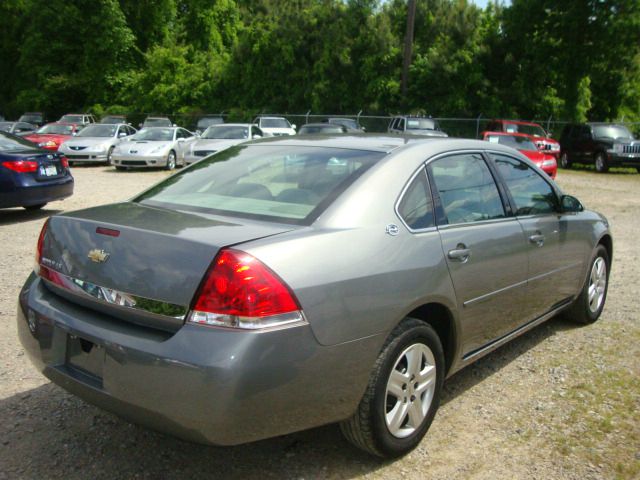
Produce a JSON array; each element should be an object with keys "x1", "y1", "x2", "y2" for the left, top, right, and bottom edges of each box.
[{"x1": 559, "y1": 123, "x2": 639, "y2": 173}]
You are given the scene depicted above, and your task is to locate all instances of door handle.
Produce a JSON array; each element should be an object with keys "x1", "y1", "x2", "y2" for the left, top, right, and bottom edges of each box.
[
  {"x1": 529, "y1": 234, "x2": 545, "y2": 247},
  {"x1": 448, "y1": 244, "x2": 471, "y2": 263}
]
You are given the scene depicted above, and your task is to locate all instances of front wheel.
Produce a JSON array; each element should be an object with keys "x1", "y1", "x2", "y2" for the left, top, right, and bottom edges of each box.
[
  {"x1": 566, "y1": 245, "x2": 609, "y2": 324},
  {"x1": 340, "y1": 319, "x2": 444, "y2": 458},
  {"x1": 559, "y1": 152, "x2": 571, "y2": 169},
  {"x1": 594, "y1": 152, "x2": 609, "y2": 173},
  {"x1": 165, "y1": 151, "x2": 176, "y2": 170},
  {"x1": 107, "y1": 146, "x2": 115, "y2": 165}
]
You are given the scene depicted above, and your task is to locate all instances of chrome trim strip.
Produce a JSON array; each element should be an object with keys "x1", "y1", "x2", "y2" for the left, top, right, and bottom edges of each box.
[
  {"x1": 394, "y1": 165, "x2": 438, "y2": 234},
  {"x1": 463, "y1": 279, "x2": 528, "y2": 307},
  {"x1": 528, "y1": 261, "x2": 583, "y2": 283},
  {"x1": 39, "y1": 266, "x2": 188, "y2": 320}
]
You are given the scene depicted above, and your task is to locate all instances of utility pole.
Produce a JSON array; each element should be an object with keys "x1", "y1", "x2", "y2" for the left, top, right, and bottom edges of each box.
[{"x1": 401, "y1": 0, "x2": 417, "y2": 99}]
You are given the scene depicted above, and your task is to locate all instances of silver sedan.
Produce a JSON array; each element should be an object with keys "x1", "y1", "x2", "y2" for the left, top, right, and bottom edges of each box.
[
  {"x1": 111, "y1": 127, "x2": 196, "y2": 170},
  {"x1": 18, "y1": 135, "x2": 611, "y2": 458},
  {"x1": 185, "y1": 123, "x2": 265, "y2": 165},
  {"x1": 58, "y1": 123, "x2": 137, "y2": 165}
]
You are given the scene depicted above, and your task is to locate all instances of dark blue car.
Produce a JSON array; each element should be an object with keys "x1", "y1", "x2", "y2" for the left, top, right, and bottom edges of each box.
[{"x1": 0, "y1": 131, "x2": 73, "y2": 210}]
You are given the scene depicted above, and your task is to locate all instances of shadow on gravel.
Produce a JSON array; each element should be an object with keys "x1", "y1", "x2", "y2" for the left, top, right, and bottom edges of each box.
[
  {"x1": 0, "y1": 315, "x2": 581, "y2": 480},
  {"x1": 0, "y1": 208, "x2": 62, "y2": 226}
]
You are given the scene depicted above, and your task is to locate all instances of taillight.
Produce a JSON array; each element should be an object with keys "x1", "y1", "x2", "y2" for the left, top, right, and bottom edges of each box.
[
  {"x1": 2, "y1": 160, "x2": 39, "y2": 173},
  {"x1": 188, "y1": 249, "x2": 305, "y2": 330},
  {"x1": 60, "y1": 156, "x2": 69, "y2": 168},
  {"x1": 35, "y1": 218, "x2": 50, "y2": 271}
]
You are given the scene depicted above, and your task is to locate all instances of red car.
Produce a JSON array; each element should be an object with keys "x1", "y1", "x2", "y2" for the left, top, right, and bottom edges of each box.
[
  {"x1": 483, "y1": 131, "x2": 558, "y2": 178},
  {"x1": 24, "y1": 122, "x2": 83, "y2": 151},
  {"x1": 484, "y1": 119, "x2": 560, "y2": 159}
]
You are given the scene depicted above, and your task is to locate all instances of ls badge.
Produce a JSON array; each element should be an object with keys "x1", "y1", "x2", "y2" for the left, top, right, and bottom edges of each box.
[{"x1": 88, "y1": 249, "x2": 110, "y2": 263}]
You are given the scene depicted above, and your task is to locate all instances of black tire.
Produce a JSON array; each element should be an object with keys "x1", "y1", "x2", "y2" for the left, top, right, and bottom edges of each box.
[
  {"x1": 594, "y1": 152, "x2": 609, "y2": 173},
  {"x1": 566, "y1": 244, "x2": 610, "y2": 325},
  {"x1": 107, "y1": 146, "x2": 115, "y2": 165},
  {"x1": 24, "y1": 203, "x2": 46, "y2": 210},
  {"x1": 165, "y1": 151, "x2": 176, "y2": 170},
  {"x1": 559, "y1": 152, "x2": 571, "y2": 169},
  {"x1": 340, "y1": 318, "x2": 444, "y2": 458}
]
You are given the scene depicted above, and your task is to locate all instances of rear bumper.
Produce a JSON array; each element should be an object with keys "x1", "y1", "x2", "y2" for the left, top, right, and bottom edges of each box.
[
  {"x1": 17, "y1": 275, "x2": 379, "y2": 445},
  {"x1": 0, "y1": 176, "x2": 73, "y2": 208}
]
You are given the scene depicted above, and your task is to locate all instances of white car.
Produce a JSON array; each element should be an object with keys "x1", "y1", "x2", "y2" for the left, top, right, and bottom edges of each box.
[
  {"x1": 185, "y1": 124, "x2": 265, "y2": 165},
  {"x1": 111, "y1": 127, "x2": 197, "y2": 170},
  {"x1": 59, "y1": 123, "x2": 137, "y2": 165},
  {"x1": 253, "y1": 116, "x2": 296, "y2": 136}
]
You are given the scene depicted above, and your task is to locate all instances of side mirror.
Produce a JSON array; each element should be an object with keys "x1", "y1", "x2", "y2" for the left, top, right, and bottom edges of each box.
[
  {"x1": 118, "y1": 132, "x2": 127, "y2": 137},
  {"x1": 291, "y1": 124, "x2": 297, "y2": 130},
  {"x1": 561, "y1": 195, "x2": 584, "y2": 213},
  {"x1": 253, "y1": 134, "x2": 262, "y2": 139}
]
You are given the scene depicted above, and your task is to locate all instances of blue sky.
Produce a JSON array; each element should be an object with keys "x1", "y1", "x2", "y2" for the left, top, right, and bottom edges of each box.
[{"x1": 469, "y1": 0, "x2": 511, "y2": 8}]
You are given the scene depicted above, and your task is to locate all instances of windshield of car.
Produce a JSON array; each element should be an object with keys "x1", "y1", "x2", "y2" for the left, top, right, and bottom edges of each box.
[
  {"x1": 100, "y1": 116, "x2": 124, "y2": 124},
  {"x1": 504, "y1": 123, "x2": 546, "y2": 137},
  {"x1": 60, "y1": 115, "x2": 84, "y2": 123},
  {"x1": 0, "y1": 131, "x2": 37, "y2": 151},
  {"x1": 299, "y1": 125, "x2": 344, "y2": 135},
  {"x1": 329, "y1": 118, "x2": 359, "y2": 129},
  {"x1": 144, "y1": 118, "x2": 172, "y2": 127},
  {"x1": 77, "y1": 124, "x2": 117, "y2": 137},
  {"x1": 136, "y1": 145, "x2": 384, "y2": 225},
  {"x1": 486, "y1": 134, "x2": 538, "y2": 151},
  {"x1": 19, "y1": 114, "x2": 41, "y2": 123},
  {"x1": 36, "y1": 124, "x2": 74, "y2": 135},
  {"x1": 261, "y1": 118, "x2": 291, "y2": 128},
  {"x1": 0, "y1": 122, "x2": 13, "y2": 132},
  {"x1": 406, "y1": 118, "x2": 437, "y2": 130},
  {"x1": 202, "y1": 126, "x2": 249, "y2": 139},
  {"x1": 132, "y1": 128, "x2": 174, "y2": 141},
  {"x1": 592, "y1": 125, "x2": 634, "y2": 140}
]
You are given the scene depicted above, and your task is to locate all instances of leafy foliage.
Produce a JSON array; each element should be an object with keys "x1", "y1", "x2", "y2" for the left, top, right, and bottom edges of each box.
[{"x1": 0, "y1": 0, "x2": 637, "y2": 124}]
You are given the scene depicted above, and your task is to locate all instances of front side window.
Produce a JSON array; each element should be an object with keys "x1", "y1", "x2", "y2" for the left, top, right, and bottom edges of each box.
[
  {"x1": 429, "y1": 153, "x2": 505, "y2": 225},
  {"x1": 492, "y1": 154, "x2": 557, "y2": 216},
  {"x1": 398, "y1": 169, "x2": 434, "y2": 230},
  {"x1": 136, "y1": 145, "x2": 384, "y2": 225}
]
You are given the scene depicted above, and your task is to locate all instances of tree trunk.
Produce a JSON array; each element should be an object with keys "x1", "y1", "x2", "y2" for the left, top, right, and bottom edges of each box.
[{"x1": 401, "y1": 0, "x2": 417, "y2": 100}]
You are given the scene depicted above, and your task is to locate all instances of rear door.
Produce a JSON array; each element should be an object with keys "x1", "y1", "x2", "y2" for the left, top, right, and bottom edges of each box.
[{"x1": 428, "y1": 152, "x2": 529, "y2": 357}]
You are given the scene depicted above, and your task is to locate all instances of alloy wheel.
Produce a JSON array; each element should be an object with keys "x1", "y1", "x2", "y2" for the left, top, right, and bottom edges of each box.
[{"x1": 588, "y1": 257, "x2": 607, "y2": 313}]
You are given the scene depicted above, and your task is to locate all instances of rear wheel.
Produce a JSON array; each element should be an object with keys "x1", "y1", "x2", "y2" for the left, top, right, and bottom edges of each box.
[
  {"x1": 559, "y1": 152, "x2": 571, "y2": 169},
  {"x1": 165, "y1": 151, "x2": 176, "y2": 170},
  {"x1": 594, "y1": 152, "x2": 609, "y2": 173},
  {"x1": 566, "y1": 245, "x2": 609, "y2": 325},
  {"x1": 24, "y1": 203, "x2": 46, "y2": 210},
  {"x1": 340, "y1": 318, "x2": 444, "y2": 458}
]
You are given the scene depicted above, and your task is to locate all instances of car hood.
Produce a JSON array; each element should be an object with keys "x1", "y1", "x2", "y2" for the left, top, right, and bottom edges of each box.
[
  {"x1": 61, "y1": 137, "x2": 114, "y2": 148},
  {"x1": 118, "y1": 141, "x2": 172, "y2": 154},
  {"x1": 25, "y1": 133, "x2": 71, "y2": 144},
  {"x1": 520, "y1": 149, "x2": 552, "y2": 162},
  {"x1": 39, "y1": 202, "x2": 297, "y2": 331}
]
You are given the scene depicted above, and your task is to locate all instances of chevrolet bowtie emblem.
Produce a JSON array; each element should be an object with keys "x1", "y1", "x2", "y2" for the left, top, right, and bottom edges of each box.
[{"x1": 88, "y1": 249, "x2": 110, "y2": 263}]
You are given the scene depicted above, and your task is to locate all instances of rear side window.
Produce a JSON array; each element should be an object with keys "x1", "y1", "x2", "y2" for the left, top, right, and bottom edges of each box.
[
  {"x1": 136, "y1": 145, "x2": 384, "y2": 225},
  {"x1": 429, "y1": 153, "x2": 505, "y2": 225},
  {"x1": 492, "y1": 154, "x2": 557, "y2": 215},
  {"x1": 398, "y1": 169, "x2": 434, "y2": 230}
]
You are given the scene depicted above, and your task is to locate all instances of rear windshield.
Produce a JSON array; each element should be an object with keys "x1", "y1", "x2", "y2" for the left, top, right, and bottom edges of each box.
[
  {"x1": 136, "y1": 145, "x2": 384, "y2": 225},
  {"x1": 60, "y1": 115, "x2": 83, "y2": 123},
  {"x1": 299, "y1": 125, "x2": 344, "y2": 135},
  {"x1": 0, "y1": 131, "x2": 38, "y2": 151}
]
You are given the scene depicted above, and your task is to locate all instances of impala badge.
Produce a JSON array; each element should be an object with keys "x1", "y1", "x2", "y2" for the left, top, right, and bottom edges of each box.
[{"x1": 88, "y1": 249, "x2": 110, "y2": 263}]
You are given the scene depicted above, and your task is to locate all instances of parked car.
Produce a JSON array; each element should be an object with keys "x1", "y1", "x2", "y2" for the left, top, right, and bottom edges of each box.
[
  {"x1": 559, "y1": 122, "x2": 640, "y2": 173},
  {"x1": 100, "y1": 115, "x2": 128, "y2": 125},
  {"x1": 140, "y1": 116, "x2": 173, "y2": 129},
  {"x1": 195, "y1": 115, "x2": 224, "y2": 134},
  {"x1": 253, "y1": 116, "x2": 296, "y2": 136},
  {"x1": 18, "y1": 135, "x2": 611, "y2": 458},
  {"x1": 0, "y1": 131, "x2": 73, "y2": 209},
  {"x1": 325, "y1": 117, "x2": 365, "y2": 132},
  {"x1": 18, "y1": 112, "x2": 46, "y2": 127},
  {"x1": 59, "y1": 113, "x2": 96, "y2": 125},
  {"x1": 0, "y1": 121, "x2": 37, "y2": 136},
  {"x1": 485, "y1": 119, "x2": 560, "y2": 159},
  {"x1": 23, "y1": 122, "x2": 84, "y2": 151},
  {"x1": 483, "y1": 132, "x2": 557, "y2": 178},
  {"x1": 298, "y1": 123, "x2": 347, "y2": 135},
  {"x1": 58, "y1": 123, "x2": 137, "y2": 165},
  {"x1": 185, "y1": 123, "x2": 263, "y2": 165},
  {"x1": 388, "y1": 116, "x2": 448, "y2": 137},
  {"x1": 111, "y1": 127, "x2": 196, "y2": 170}
]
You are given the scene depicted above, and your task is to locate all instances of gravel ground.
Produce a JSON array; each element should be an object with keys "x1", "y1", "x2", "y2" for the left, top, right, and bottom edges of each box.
[{"x1": 1, "y1": 164, "x2": 638, "y2": 479}]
